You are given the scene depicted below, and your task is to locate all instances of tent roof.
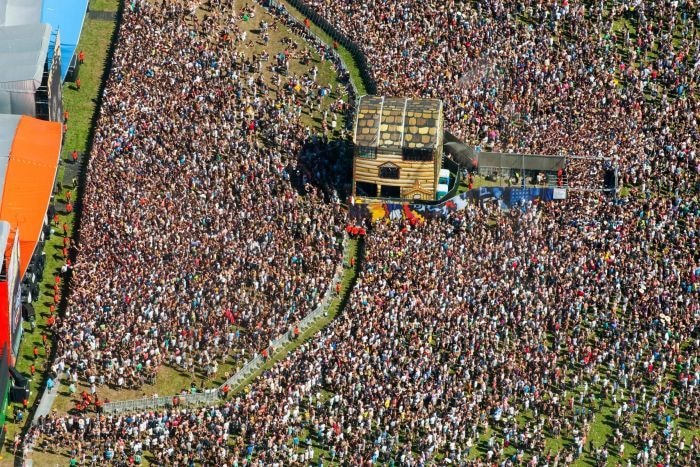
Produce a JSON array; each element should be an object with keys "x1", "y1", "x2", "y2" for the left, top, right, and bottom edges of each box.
[
  {"x1": 0, "y1": 0, "x2": 42, "y2": 27},
  {"x1": 0, "y1": 115, "x2": 19, "y2": 201},
  {"x1": 0, "y1": 115, "x2": 61, "y2": 277},
  {"x1": 475, "y1": 152, "x2": 566, "y2": 172},
  {"x1": 0, "y1": 23, "x2": 51, "y2": 90},
  {"x1": 42, "y1": 0, "x2": 89, "y2": 81}
]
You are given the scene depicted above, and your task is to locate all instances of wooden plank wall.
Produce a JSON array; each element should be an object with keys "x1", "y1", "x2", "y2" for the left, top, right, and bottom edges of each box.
[{"x1": 354, "y1": 152, "x2": 437, "y2": 194}]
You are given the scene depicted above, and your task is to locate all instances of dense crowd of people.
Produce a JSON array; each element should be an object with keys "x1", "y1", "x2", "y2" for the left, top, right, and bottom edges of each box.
[
  {"x1": 22, "y1": 0, "x2": 700, "y2": 465},
  {"x1": 302, "y1": 0, "x2": 699, "y2": 192},
  {"x1": 49, "y1": 0, "x2": 350, "y2": 391},
  {"x1": 28, "y1": 196, "x2": 699, "y2": 465}
]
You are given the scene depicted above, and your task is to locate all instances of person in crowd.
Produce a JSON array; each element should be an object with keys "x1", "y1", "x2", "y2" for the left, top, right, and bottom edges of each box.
[
  {"x1": 49, "y1": 0, "x2": 351, "y2": 396},
  {"x1": 23, "y1": 0, "x2": 700, "y2": 465},
  {"x1": 298, "y1": 0, "x2": 698, "y2": 193}
]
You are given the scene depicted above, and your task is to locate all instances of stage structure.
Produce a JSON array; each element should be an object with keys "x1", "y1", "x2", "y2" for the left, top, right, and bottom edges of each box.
[
  {"x1": 353, "y1": 96, "x2": 444, "y2": 201},
  {"x1": 443, "y1": 133, "x2": 619, "y2": 195}
]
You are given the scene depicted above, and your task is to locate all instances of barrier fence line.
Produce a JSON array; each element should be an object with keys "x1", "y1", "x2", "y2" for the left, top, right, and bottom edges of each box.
[
  {"x1": 220, "y1": 235, "x2": 348, "y2": 393},
  {"x1": 101, "y1": 392, "x2": 219, "y2": 414},
  {"x1": 100, "y1": 236, "x2": 348, "y2": 414}
]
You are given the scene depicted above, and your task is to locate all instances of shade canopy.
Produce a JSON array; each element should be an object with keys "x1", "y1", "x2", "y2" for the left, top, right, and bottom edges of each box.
[
  {"x1": 475, "y1": 152, "x2": 566, "y2": 172},
  {"x1": 0, "y1": 114, "x2": 61, "y2": 277},
  {"x1": 42, "y1": 0, "x2": 89, "y2": 81},
  {"x1": 0, "y1": 0, "x2": 42, "y2": 27},
  {"x1": 0, "y1": 23, "x2": 51, "y2": 116}
]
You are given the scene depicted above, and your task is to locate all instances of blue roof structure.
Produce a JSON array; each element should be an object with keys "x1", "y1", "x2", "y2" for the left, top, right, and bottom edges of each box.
[{"x1": 41, "y1": 0, "x2": 88, "y2": 81}]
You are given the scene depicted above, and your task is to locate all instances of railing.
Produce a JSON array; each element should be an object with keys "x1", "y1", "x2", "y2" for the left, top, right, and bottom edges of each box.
[
  {"x1": 102, "y1": 391, "x2": 219, "y2": 414},
  {"x1": 102, "y1": 235, "x2": 349, "y2": 414},
  {"x1": 221, "y1": 235, "x2": 348, "y2": 392}
]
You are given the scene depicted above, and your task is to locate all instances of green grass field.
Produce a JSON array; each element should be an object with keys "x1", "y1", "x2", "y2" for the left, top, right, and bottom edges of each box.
[
  {"x1": 89, "y1": 0, "x2": 118, "y2": 11},
  {"x1": 206, "y1": 4, "x2": 697, "y2": 466}
]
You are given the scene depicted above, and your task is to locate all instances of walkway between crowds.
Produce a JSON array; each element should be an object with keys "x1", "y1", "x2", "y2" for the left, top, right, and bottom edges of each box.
[{"x1": 31, "y1": 373, "x2": 63, "y2": 422}]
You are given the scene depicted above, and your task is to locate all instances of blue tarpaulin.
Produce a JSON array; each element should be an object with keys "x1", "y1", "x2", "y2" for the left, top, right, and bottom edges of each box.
[{"x1": 41, "y1": 0, "x2": 88, "y2": 81}]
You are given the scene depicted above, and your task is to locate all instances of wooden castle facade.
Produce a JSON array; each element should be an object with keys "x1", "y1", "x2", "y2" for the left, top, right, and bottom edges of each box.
[{"x1": 352, "y1": 96, "x2": 444, "y2": 201}]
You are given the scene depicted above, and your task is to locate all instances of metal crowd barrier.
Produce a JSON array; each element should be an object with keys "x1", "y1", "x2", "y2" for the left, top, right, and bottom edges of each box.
[
  {"x1": 103, "y1": 391, "x2": 219, "y2": 414},
  {"x1": 221, "y1": 235, "x2": 348, "y2": 391}
]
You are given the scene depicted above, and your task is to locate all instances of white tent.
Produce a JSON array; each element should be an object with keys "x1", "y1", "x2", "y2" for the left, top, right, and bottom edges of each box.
[
  {"x1": 0, "y1": 23, "x2": 51, "y2": 117},
  {"x1": 0, "y1": 0, "x2": 42, "y2": 27},
  {"x1": 0, "y1": 115, "x2": 18, "y2": 205}
]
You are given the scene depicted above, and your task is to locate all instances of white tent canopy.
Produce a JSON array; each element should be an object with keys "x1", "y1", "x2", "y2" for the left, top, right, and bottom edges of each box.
[
  {"x1": 0, "y1": 23, "x2": 51, "y2": 117},
  {"x1": 0, "y1": 0, "x2": 42, "y2": 27},
  {"x1": 0, "y1": 115, "x2": 19, "y2": 207}
]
